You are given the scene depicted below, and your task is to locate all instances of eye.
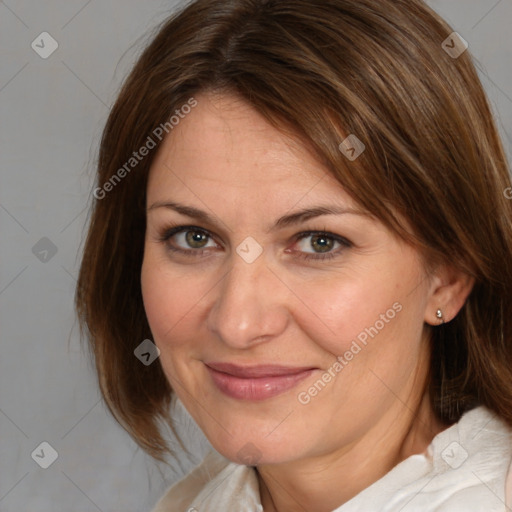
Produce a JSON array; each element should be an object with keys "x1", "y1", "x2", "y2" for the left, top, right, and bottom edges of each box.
[
  {"x1": 158, "y1": 225, "x2": 218, "y2": 257},
  {"x1": 290, "y1": 231, "x2": 352, "y2": 261},
  {"x1": 157, "y1": 224, "x2": 351, "y2": 262}
]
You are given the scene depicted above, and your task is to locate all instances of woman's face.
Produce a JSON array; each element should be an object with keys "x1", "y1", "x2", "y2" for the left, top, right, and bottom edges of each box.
[{"x1": 141, "y1": 92, "x2": 437, "y2": 465}]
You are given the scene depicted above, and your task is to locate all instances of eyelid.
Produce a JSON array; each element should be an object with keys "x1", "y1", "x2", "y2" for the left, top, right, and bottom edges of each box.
[
  {"x1": 157, "y1": 224, "x2": 219, "y2": 244},
  {"x1": 291, "y1": 229, "x2": 351, "y2": 246}
]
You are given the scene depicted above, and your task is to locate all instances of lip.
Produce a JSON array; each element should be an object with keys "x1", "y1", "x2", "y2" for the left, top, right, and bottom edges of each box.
[{"x1": 205, "y1": 362, "x2": 318, "y2": 401}]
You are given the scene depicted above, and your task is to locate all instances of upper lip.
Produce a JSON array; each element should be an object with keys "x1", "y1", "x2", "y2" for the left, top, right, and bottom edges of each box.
[{"x1": 205, "y1": 362, "x2": 317, "y2": 378}]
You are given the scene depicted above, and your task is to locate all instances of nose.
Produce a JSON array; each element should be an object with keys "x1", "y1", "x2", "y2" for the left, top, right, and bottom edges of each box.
[{"x1": 206, "y1": 250, "x2": 289, "y2": 350}]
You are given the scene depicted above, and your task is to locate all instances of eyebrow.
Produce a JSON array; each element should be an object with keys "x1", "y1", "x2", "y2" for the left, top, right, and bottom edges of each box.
[{"x1": 147, "y1": 201, "x2": 369, "y2": 232}]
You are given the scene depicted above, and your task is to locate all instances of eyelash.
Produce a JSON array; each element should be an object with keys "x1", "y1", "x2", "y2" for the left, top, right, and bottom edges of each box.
[{"x1": 156, "y1": 224, "x2": 352, "y2": 262}]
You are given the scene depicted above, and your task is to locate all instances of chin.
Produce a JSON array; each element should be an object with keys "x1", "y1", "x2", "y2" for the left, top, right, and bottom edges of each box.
[{"x1": 200, "y1": 420, "x2": 306, "y2": 466}]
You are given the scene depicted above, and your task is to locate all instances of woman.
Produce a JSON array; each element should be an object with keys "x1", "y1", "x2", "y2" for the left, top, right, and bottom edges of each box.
[{"x1": 76, "y1": 0, "x2": 512, "y2": 510}]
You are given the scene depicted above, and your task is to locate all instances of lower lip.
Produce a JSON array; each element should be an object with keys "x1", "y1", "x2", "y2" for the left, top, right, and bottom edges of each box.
[{"x1": 206, "y1": 366, "x2": 317, "y2": 401}]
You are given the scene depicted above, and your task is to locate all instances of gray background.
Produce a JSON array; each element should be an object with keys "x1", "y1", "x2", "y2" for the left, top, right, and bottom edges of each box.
[{"x1": 1, "y1": 1, "x2": 511, "y2": 511}]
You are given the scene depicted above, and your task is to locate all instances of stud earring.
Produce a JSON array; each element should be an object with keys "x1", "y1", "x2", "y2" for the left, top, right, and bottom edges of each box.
[{"x1": 436, "y1": 309, "x2": 444, "y2": 324}]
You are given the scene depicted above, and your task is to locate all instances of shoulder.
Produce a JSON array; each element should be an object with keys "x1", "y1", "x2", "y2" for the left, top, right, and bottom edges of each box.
[
  {"x1": 407, "y1": 406, "x2": 512, "y2": 511},
  {"x1": 337, "y1": 406, "x2": 512, "y2": 511},
  {"x1": 151, "y1": 449, "x2": 263, "y2": 512},
  {"x1": 432, "y1": 406, "x2": 512, "y2": 512}
]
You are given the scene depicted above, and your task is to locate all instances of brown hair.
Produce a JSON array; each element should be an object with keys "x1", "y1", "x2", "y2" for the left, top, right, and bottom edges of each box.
[{"x1": 75, "y1": 0, "x2": 512, "y2": 461}]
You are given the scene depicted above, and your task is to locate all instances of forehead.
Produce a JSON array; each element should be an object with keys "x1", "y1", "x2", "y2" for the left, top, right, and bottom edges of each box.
[{"x1": 147, "y1": 92, "x2": 358, "y2": 209}]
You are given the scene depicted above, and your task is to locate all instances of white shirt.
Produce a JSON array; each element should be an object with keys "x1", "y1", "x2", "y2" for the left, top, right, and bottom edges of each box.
[{"x1": 152, "y1": 406, "x2": 512, "y2": 511}]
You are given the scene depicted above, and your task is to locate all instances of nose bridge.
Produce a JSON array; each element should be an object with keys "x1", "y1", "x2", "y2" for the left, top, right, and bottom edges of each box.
[{"x1": 207, "y1": 250, "x2": 288, "y2": 348}]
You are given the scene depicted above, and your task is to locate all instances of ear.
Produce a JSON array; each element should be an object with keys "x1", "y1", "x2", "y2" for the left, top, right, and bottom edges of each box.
[{"x1": 424, "y1": 264, "x2": 475, "y2": 325}]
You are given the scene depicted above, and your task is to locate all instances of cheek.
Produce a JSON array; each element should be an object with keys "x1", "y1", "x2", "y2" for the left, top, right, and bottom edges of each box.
[
  {"x1": 289, "y1": 272, "x2": 402, "y2": 357},
  {"x1": 295, "y1": 263, "x2": 426, "y2": 370}
]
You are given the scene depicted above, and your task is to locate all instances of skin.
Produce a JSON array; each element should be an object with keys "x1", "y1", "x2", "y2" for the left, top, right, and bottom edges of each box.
[{"x1": 141, "y1": 92, "x2": 474, "y2": 512}]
